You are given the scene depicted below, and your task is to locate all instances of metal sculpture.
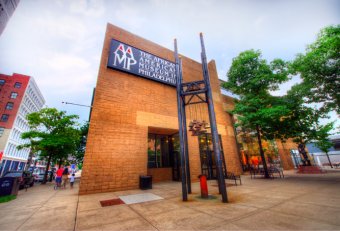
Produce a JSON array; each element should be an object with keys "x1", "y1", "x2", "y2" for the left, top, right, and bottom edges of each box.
[
  {"x1": 174, "y1": 34, "x2": 228, "y2": 203},
  {"x1": 298, "y1": 143, "x2": 311, "y2": 166}
]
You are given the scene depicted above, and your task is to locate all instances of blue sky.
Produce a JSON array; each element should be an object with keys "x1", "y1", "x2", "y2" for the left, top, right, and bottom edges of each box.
[{"x1": 0, "y1": 0, "x2": 339, "y2": 127}]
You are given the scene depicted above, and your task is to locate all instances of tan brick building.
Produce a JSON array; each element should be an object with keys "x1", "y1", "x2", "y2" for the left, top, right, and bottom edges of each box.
[{"x1": 79, "y1": 23, "x2": 242, "y2": 195}]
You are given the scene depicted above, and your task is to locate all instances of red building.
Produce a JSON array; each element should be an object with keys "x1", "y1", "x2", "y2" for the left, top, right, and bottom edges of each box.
[
  {"x1": 0, "y1": 73, "x2": 29, "y2": 128},
  {"x1": 0, "y1": 73, "x2": 45, "y2": 175}
]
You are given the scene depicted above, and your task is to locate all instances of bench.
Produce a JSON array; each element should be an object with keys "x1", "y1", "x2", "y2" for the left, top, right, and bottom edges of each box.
[
  {"x1": 269, "y1": 166, "x2": 284, "y2": 178},
  {"x1": 250, "y1": 166, "x2": 284, "y2": 179},
  {"x1": 225, "y1": 171, "x2": 242, "y2": 185}
]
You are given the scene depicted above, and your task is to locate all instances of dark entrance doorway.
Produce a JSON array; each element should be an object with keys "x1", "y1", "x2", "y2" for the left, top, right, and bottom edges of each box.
[
  {"x1": 147, "y1": 132, "x2": 181, "y2": 181},
  {"x1": 198, "y1": 134, "x2": 227, "y2": 180}
]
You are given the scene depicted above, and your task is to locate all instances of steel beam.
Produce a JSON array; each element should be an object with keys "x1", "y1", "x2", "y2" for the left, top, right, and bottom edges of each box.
[
  {"x1": 179, "y1": 58, "x2": 192, "y2": 194},
  {"x1": 200, "y1": 33, "x2": 228, "y2": 203},
  {"x1": 174, "y1": 39, "x2": 188, "y2": 201}
]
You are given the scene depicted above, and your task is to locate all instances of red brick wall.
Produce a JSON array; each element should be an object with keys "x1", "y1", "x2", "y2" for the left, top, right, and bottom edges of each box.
[
  {"x1": 79, "y1": 23, "x2": 242, "y2": 195},
  {"x1": 0, "y1": 73, "x2": 30, "y2": 128}
]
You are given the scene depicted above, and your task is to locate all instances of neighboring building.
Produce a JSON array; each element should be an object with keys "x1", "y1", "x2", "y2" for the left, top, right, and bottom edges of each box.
[
  {"x1": 0, "y1": 73, "x2": 45, "y2": 175},
  {"x1": 0, "y1": 0, "x2": 20, "y2": 36},
  {"x1": 307, "y1": 135, "x2": 340, "y2": 167},
  {"x1": 79, "y1": 23, "x2": 242, "y2": 195}
]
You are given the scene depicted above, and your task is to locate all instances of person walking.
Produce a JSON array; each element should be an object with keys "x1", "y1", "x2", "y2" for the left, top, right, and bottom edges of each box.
[
  {"x1": 70, "y1": 173, "x2": 75, "y2": 189},
  {"x1": 62, "y1": 166, "x2": 69, "y2": 189},
  {"x1": 55, "y1": 166, "x2": 63, "y2": 189}
]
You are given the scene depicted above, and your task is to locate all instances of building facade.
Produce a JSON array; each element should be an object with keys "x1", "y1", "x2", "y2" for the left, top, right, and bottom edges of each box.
[
  {"x1": 0, "y1": 73, "x2": 45, "y2": 175},
  {"x1": 0, "y1": 0, "x2": 20, "y2": 36},
  {"x1": 79, "y1": 23, "x2": 242, "y2": 195}
]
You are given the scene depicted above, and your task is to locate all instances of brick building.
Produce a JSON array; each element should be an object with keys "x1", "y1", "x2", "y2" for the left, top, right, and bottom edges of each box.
[
  {"x1": 0, "y1": 73, "x2": 45, "y2": 175},
  {"x1": 80, "y1": 23, "x2": 299, "y2": 195},
  {"x1": 79, "y1": 23, "x2": 242, "y2": 195}
]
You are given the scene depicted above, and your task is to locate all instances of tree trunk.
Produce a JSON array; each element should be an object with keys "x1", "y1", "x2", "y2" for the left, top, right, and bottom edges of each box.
[
  {"x1": 25, "y1": 150, "x2": 34, "y2": 171},
  {"x1": 325, "y1": 152, "x2": 333, "y2": 168},
  {"x1": 42, "y1": 154, "x2": 52, "y2": 184},
  {"x1": 58, "y1": 158, "x2": 63, "y2": 168},
  {"x1": 256, "y1": 125, "x2": 270, "y2": 178}
]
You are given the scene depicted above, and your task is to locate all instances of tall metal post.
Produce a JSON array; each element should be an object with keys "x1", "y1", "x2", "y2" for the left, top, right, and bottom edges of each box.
[
  {"x1": 200, "y1": 33, "x2": 228, "y2": 203},
  {"x1": 174, "y1": 39, "x2": 188, "y2": 201},
  {"x1": 179, "y1": 59, "x2": 192, "y2": 194}
]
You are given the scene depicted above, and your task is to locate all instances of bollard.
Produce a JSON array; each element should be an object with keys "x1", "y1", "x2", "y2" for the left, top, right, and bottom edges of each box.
[{"x1": 198, "y1": 174, "x2": 208, "y2": 198}]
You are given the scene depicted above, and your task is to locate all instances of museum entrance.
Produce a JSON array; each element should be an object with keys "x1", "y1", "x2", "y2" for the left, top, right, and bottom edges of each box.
[
  {"x1": 198, "y1": 133, "x2": 227, "y2": 180},
  {"x1": 147, "y1": 129, "x2": 181, "y2": 182}
]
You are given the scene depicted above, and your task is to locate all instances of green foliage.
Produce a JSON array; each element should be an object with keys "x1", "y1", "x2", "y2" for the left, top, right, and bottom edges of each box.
[
  {"x1": 18, "y1": 108, "x2": 80, "y2": 182},
  {"x1": 73, "y1": 121, "x2": 89, "y2": 164},
  {"x1": 223, "y1": 50, "x2": 290, "y2": 138},
  {"x1": 277, "y1": 82, "x2": 331, "y2": 145},
  {"x1": 0, "y1": 195, "x2": 16, "y2": 203},
  {"x1": 314, "y1": 122, "x2": 335, "y2": 154},
  {"x1": 224, "y1": 50, "x2": 289, "y2": 178},
  {"x1": 225, "y1": 49, "x2": 288, "y2": 95},
  {"x1": 291, "y1": 25, "x2": 340, "y2": 113}
]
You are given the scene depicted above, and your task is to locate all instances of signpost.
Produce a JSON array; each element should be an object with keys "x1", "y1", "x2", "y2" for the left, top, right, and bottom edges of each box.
[{"x1": 107, "y1": 39, "x2": 177, "y2": 86}]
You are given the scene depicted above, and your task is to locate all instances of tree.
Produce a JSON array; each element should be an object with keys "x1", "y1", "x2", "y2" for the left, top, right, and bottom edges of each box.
[
  {"x1": 291, "y1": 25, "x2": 340, "y2": 114},
  {"x1": 19, "y1": 108, "x2": 80, "y2": 183},
  {"x1": 73, "y1": 121, "x2": 89, "y2": 164},
  {"x1": 223, "y1": 50, "x2": 289, "y2": 178},
  {"x1": 314, "y1": 122, "x2": 335, "y2": 168},
  {"x1": 274, "y1": 82, "x2": 335, "y2": 165}
]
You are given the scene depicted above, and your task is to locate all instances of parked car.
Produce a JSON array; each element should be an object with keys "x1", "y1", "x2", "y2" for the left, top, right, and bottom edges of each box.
[
  {"x1": 3, "y1": 170, "x2": 35, "y2": 189},
  {"x1": 34, "y1": 170, "x2": 54, "y2": 182}
]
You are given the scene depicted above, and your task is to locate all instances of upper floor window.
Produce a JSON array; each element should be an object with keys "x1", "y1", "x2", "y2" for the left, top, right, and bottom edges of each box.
[
  {"x1": 0, "y1": 127, "x2": 4, "y2": 137},
  {"x1": 1, "y1": 114, "x2": 9, "y2": 122},
  {"x1": 6, "y1": 102, "x2": 14, "y2": 110},
  {"x1": 0, "y1": 79, "x2": 5, "y2": 86},
  {"x1": 10, "y1": 92, "x2": 18, "y2": 99},
  {"x1": 14, "y1": 82, "x2": 22, "y2": 88}
]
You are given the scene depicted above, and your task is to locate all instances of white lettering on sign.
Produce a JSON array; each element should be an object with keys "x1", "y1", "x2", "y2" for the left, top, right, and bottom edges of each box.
[{"x1": 138, "y1": 51, "x2": 176, "y2": 85}]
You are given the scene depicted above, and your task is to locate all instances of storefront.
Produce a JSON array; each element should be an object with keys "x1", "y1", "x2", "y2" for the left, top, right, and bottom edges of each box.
[{"x1": 79, "y1": 23, "x2": 242, "y2": 195}]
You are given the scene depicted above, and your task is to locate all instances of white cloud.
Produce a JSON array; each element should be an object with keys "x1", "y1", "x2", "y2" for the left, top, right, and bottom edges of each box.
[
  {"x1": 41, "y1": 53, "x2": 90, "y2": 70},
  {"x1": 69, "y1": 0, "x2": 105, "y2": 17},
  {"x1": 0, "y1": 0, "x2": 339, "y2": 123}
]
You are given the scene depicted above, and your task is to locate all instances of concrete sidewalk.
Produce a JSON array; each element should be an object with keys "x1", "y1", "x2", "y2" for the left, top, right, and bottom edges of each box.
[{"x1": 1, "y1": 170, "x2": 340, "y2": 230}]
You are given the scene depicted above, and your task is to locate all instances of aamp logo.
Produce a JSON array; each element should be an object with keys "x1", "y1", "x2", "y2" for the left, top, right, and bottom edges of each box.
[{"x1": 113, "y1": 44, "x2": 137, "y2": 70}]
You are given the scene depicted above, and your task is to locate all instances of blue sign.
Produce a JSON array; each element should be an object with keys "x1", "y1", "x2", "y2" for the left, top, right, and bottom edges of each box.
[
  {"x1": 71, "y1": 164, "x2": 75, "y2": 169},
  {"x1": 107, "y1": 39, "x2": 177, "y2": 86}
]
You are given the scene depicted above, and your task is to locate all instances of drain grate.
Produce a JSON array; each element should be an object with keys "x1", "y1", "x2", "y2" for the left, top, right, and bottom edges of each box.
[{"x1": 100, "y1": 198, "x2": 125, "y2": 207}]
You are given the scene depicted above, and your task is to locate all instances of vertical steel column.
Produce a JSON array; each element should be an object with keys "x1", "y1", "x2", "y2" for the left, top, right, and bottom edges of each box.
[
  {"x1": 179, "y1": 59, "x2": 192, "y2": 194},
  {"x1": 200, "y1": 33, "x2": 228, "y2": 203},
  {"x1": 174, "y1": 39, "x2": 188, "y2": 201}
]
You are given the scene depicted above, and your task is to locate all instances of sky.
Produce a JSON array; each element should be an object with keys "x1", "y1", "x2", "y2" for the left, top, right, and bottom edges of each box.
[{"x1": 0, "y1": 0, "x2": 339, "y2": 127}]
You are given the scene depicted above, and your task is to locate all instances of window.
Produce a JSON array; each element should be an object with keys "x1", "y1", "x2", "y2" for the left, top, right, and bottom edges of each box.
[
  {"x1": 147, "y1": 134, "x2": 171, "y2": 168},
  {"x1": 10, "y1": 92, "x2": 18, "y2": 99},
  {"x1": 0, "y1": 79, "x2": 5, "y2": 86},
  {"x1": 14, "y1": 82, "x2": 21, "y2": 88},
  {"x1": 1, "y1": 114, "x2": 9, "y2": 122},
  {"x1": 5, "y1": 102, "x2": 14, "y2": 110},
  {"x1": 0, "y1": 127, "x2": 4, "y2": 137}
]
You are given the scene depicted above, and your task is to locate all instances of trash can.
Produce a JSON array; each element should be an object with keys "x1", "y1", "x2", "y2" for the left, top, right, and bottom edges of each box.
[
  {"x1": 139, "y1": 175, "x2": 152, "y2": 190},
  {"x1": 0, "y1": 177, "x2": 20, "y2": 196}
]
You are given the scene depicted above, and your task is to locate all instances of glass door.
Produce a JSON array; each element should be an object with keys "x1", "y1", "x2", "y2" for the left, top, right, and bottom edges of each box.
[{"x1": 198, "y1": 134, "x2": 227, "y2": 179}]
